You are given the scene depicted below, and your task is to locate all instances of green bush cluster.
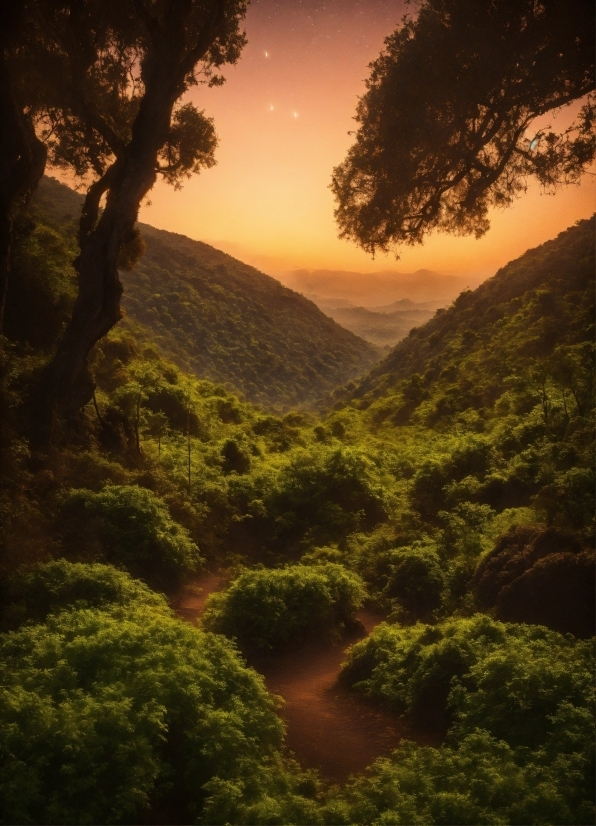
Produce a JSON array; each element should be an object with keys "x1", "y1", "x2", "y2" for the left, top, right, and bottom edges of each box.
[
  {"x1": 55, "y1": 485, "x2": 202, "y2": 590},
  {"x1": 335, "y1": 615, "x2": 594, "y2": 824},
  {"x1": 0, "y1": 562, "x2": 321, "y2": 826},
  {"x1": 202, "y1": 563, "x2": 366, "y2": 651},
  {"x1": 0, "y1": 559, "x2": 168, "y2": 631}
]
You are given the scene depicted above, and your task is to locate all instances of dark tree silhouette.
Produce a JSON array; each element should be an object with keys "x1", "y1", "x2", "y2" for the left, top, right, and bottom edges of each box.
[
  {"x1": 0, "y1": 1, "x2": 47, "y2": 334},
  {"x1": 31, "y1": 0, "x2": 246, "y2": 442},
  {"x1": 331, "y1": 0, "x2": 595, "y2": 255}
]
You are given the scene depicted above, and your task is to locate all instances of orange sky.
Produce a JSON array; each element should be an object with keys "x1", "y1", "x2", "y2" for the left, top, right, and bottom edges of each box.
[{"x1": 134, "y1": 0, "x2": 594, "y2": 283}]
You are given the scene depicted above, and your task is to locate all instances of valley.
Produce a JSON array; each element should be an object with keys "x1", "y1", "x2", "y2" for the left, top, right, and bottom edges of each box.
[{"x1": 0, "y1": 184, "x2": 593, "y2": 826}]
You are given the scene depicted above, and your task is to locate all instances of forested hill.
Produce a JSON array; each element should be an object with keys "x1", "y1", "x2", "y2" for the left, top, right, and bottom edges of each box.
[
  {"x1": 331, "y1": 217, "x2": 594, "y2": 416},
  {"x1": 31, "y1": 177, "x2": 379, "y2": 409}
]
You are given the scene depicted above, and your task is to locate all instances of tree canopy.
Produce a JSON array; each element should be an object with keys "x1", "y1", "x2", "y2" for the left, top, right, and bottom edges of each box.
[{"x1": 331, "y1": 0, "x2": 595, "y2": 255}]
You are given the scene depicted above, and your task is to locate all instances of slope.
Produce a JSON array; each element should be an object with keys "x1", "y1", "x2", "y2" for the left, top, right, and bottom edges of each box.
[
  {"x1": 323, "y1": 303, "x2": 436, "y2": 348},
  {"x1": 333, "y1": 216, "x2": 594, "y2": 419},
  {"x1": 30, "y1": 177, "x2": 379, "y2": 409}
]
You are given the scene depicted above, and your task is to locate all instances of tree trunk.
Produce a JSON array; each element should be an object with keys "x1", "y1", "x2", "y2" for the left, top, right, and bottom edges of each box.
[{"x1": 32, "y1": 80, "x2": 177, "y2": 446}]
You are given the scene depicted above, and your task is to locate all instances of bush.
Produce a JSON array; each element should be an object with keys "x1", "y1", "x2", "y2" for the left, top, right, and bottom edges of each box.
[
  {"x1": 262, "y1": 448, "x2": 388, "y2": 549},
  {"x1": 202, "y1": 563, "x2": 366, "y2": 652},
  {"x1": 0, "y1": 560, "x2": 168, "y2": 631},
  {"x1": 336, "y1": 616, "x2": 594, "y2": 824},
  {"x1": 382, "y1": 545, "x2": 445, "y2": 622},
  {"x1": 327, "y1": 729, "x2": 594, "y2": 826},
  {"x1": 340, "y1": 615, "x2": 593, "y2": 734},
  {"x1": 56, "y1": 485, "x2": 202, "y2": 590},
  {"x1": 0, "y1": 604, "x2": 321, "y2": 825}
]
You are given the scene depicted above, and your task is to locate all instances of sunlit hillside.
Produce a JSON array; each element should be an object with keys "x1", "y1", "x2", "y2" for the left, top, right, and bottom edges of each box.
[{"x1": 27, "y1": 177, "x2": 380, "y2": 410}]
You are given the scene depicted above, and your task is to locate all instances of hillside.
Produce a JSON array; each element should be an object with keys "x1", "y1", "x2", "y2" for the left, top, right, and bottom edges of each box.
[
  {"x1": 1, "y1": 188, "x2": 593, "y2": 825},
  {"x1": 30, "y1": 177, "x2": 379, "y2": 409},
  {"x1": 334, "y1": 217, "x2": 595, "y2": 416},
  {"x1": 322, "y1": 302, "x2": 436, "y2": 348}
]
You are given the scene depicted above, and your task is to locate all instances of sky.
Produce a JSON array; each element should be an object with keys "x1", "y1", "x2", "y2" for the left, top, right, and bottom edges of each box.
[{"x1": 134, "y1": 0, "x2": 595, "y2": 284}]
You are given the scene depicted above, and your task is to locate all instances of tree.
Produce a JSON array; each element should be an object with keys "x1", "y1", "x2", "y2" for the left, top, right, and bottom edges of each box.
[
  {"x1": 31, "y1": 0, "x2": 247, "y2": 440},
  {"x1": 331, "y1": 0, "x2": 595, "y2": 255}
]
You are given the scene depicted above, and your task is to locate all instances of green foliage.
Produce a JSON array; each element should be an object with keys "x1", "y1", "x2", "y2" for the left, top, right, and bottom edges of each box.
[
  {"x1": 0, "y1": 560, "x2": 168, "y2": 631},
  {"x1": 55, "y1": 486, "x2": 202, "y2": 590},
  {"x1": 0, "y1": 601, "x2": 321, "y2": 825},
  {"x1": 336, "y1": 616, "x2": 594, "y2": 824},
  {"x1": 382, "y1": 545, "x2": 445, "y2": 622},
  {"x1": 3, "y1": 210, "x2": 77, "y2": 349},
  {"x1": 327, "y1": 730, "x2": 594, "y2": 826},
  {"x1": 0, "y1": 169, "x2": 594, "y2": 826},
  {"x1": 255, "y1": 447, "x2": 389, "y2": 550},
  {"x1": 202, "y1": 563, "x2": 366, "y2": 652}
]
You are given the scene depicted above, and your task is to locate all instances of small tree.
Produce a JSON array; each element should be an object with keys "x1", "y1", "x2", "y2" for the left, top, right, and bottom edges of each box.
[{"x1": 143, "y1": 410, "x2": 169, "y2": 456}]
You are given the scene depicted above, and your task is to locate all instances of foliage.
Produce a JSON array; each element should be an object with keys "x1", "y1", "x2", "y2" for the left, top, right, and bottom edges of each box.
[
  {"x1": 382, "y1": 545, "x2": 445, "y2": 622},
  {"x1": 202, "y1": 563, "x2": 366, "y2": 652},
  {"x1": 0, "y1": 559, "x2": 168, "y2": 631},
  {"x1": 331, "y1": 0, "x2": 595, "y2": 254},
  {"x1": 0, "y1": 173, "x2": 593, "y2": 826},
  {"x1": 55, "y1": 485, "x2": 202, "y2": 590},
  {"x1": 335, "y1": 616, "x2": 594, "y2": 823},
  {"x1": 0, "y1": 600, "x2": 321, "y2": 825},
  {"x1": 326, "y1": 729, "x2": 594, "y2": 826}
]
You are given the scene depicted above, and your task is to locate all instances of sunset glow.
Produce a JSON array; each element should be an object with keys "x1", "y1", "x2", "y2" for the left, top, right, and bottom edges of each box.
[{"x1": 134, "y1": 0, "x2": 594, "y2": 284}]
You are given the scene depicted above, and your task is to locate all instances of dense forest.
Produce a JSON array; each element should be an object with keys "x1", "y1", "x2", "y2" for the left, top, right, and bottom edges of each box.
[
  {"x1": 25, "y1": 177, "x2": 378, "y2": 410},
  {"x1": 1, "y1": 195, "x2": 593, "y2": 822}
]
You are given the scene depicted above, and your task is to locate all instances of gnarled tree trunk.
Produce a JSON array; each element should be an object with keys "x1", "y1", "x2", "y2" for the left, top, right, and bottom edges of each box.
[{"x1": 32, "y1": 82, "x2": 176, "y2": 444}]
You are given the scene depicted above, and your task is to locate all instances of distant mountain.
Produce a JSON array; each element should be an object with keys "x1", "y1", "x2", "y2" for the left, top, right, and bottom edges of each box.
[
  {"x1": 321, "y1": 304, "x2": 436, "y2": 348},
  {"x1": 31, "y1": 178, "x2": 380, "y2": 409},
  {"x1": 281, "y1": 267, "x2": 482, "y2": 307}
]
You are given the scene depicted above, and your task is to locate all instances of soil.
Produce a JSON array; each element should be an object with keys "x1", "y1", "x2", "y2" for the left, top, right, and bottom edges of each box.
[{"x1": 172, "y1": 573, "x2": 438, "y2": 782}]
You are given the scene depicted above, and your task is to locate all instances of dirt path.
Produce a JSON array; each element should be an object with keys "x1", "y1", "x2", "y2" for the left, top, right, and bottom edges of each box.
[
  {"x1": 173, "y1": 575, "x2": 427, "y2": 782},
  {"x1": 256, "y1": 611, "x2": 403, "y2": 781},
  {"x1": 171, "y1": 572, "x2": 225, "y2": 624}
]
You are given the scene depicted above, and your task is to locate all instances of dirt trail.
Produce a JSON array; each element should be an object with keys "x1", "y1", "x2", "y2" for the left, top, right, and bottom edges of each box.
[
  {"x1": 173, "y1": 575, "x2": 423, "y2": 782},
  {"x1": 171, "y1": 572, "x2": 224, "y2": 623}
]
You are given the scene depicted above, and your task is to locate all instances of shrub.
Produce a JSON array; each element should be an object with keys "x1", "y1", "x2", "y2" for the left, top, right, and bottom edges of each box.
[
  {"x1": 340, "y1": 615, "x2": 593, "y2": 734},
  {"x1": 337, "y1": 616, "x2": 594, "y2": 824},
  {"x1": 0, "y1": 560, "x2": 168, "y2": 631},
  {"x1": 327, "y1": 729, "x2": 594, "y2": 826},
  {"x1": 0, "y1": 604, "x2": 321, "y2": 825},
  {"x1": 56, "y1": 485, "x2": 202, "y2": 590},
  {"x1": 202, "y1": 563, "x2": 366, "y2": 652},
  {"x1": 262, "y1": 448, "x2": 388, "y2": 548},
  {"x1": 382, "y1": 545, "x2": 445, "y2": 622}
]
